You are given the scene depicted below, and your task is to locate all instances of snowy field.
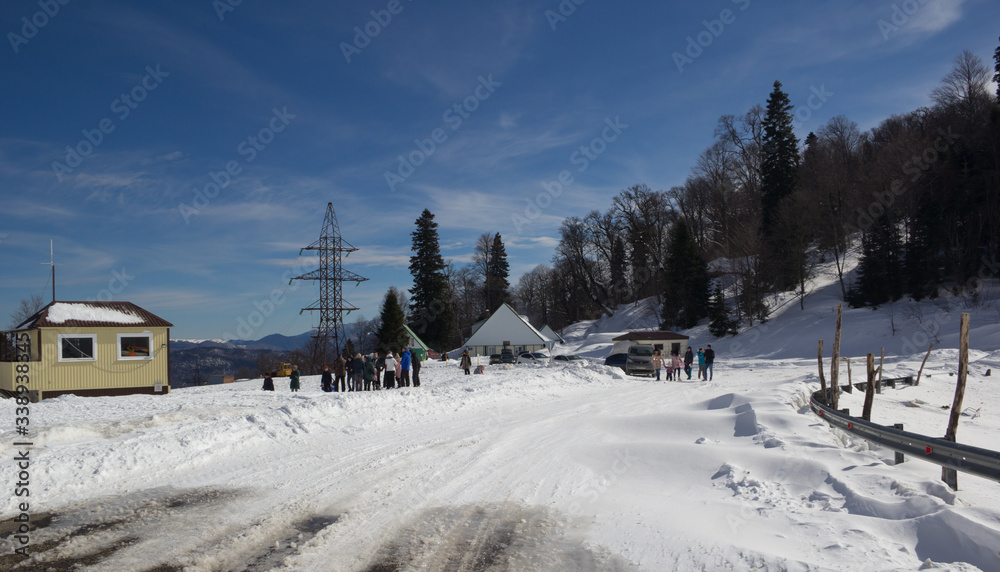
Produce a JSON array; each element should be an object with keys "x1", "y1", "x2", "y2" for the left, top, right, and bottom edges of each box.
[
  {"x1": 3, "y1": 255, "x2": 1000, "y2": 570},
  {"x1": 2, "y1": 348, "x2": 999, "y2": 571}
]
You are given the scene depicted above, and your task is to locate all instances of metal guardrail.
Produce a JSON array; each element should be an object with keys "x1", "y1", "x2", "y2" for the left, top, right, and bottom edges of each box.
[{"x1": 809, "y1": 391, "x2": 1000, "y2": 483}]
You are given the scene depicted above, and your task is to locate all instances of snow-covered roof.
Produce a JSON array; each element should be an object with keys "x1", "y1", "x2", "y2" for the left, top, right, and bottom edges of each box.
[
  {"x1": 17, "y1": 301, "x2": 173, "y2": 329},
  {"x1": 612, "y1": 330, "x2": 688, "y2": 341}
]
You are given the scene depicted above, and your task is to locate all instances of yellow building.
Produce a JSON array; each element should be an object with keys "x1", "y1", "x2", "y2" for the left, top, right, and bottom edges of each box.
[{"x1": 0, "y1": 301, "x2": 173, "y2": 401}]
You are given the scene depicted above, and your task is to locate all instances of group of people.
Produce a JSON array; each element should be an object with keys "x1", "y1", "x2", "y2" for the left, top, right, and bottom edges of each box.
[
  {"x1": 261, "y1": 348, "x2": 423, "y2": 392},
  {"x1": 652, "y1": 344, "x2": 715, "y2": 381}
]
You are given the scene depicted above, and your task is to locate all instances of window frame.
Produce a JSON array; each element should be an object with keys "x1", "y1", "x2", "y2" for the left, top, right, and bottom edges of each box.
[
  {"x1": 58, "y1": 333, "x2": 98, "y2": 362},
  {"x1": 117, "y1": 332, "x2": 154, "y2": 361}
]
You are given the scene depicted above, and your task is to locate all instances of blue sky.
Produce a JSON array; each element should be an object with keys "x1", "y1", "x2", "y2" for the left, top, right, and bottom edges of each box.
[{"x1": 1, "y1": 0, "x2": 997, "y2": 340}]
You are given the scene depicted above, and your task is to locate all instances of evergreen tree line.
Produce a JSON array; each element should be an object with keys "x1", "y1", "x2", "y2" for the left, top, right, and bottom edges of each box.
[
  {"x1": 371, "y1": 40, "x2": 1000, "y2": 351},
  {"x1": 516, "y1": 41, "x2": 1000, "y2": 333}
]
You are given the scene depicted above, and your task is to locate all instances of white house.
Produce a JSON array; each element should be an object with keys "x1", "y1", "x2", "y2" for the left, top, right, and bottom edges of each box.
[{"x1": 458, "y1": 303, "x2": 554, "y2": 357}]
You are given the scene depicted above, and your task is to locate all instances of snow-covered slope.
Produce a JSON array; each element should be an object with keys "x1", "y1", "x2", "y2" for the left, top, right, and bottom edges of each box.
[{"x1": 564, "y1": 248, "x2": 1000, "y2": 362}]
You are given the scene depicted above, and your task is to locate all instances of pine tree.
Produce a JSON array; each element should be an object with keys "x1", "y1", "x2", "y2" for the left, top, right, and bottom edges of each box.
[
  {"x1": 760, "y1": 80, "x2": 801, "y2": 291},
  {"x1": 485, "y1": 233, "x2": 510, "y2": 312},
  {"x1": 708, "y1": 284, "x2": 738, "y2": 337},
  {"x1": 660, "y1": 220, "x2": 710, "y2": 329},
  {"x1": 994, "y1": 35, "x2": 1000, "y2": 103},
  {"x1": 854, "y1": 216, "x2": 903, "y2": 307},
  {"x1": 409, "y1": 209, "x2": 455, "y2": 350},
  {"x1": 376, "y1": 287, "x2": 407, "y2": 353}
]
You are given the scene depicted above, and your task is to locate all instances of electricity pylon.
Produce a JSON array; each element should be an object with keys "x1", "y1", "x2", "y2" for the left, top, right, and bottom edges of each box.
[{"x1": 292, "y1": 203, "x2": 367, "y2": 366}]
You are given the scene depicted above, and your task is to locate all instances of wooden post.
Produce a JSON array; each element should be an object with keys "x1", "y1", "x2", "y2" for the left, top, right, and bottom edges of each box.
[
  {"x1": 893, "y1": 423, "x2": 905, "y2": 465},
  {"x1": 817, "y1": 340, "x2": 828, "y2": 404},
  {"x1": 862, "y1": 354, "x2": 876, "y2": 421},
  {"x1": 916, "y1": 342, "x2": 934, "y2": 386},
  {"x1": 846, "y1": 358, "x2": 852, "y2": 391},
  {"x1": 877, "y1": 347, "x2": 885, "y2": 394},
  {"x1": 942, "y1": 314, "x2": 970, "y2": 490},
  {"x1": 831, "y1": 304, "x2": 842, "y2": 410}
]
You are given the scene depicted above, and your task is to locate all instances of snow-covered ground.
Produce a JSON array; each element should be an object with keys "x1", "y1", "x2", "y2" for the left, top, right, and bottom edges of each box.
[{"x1": 3, "y1": 255, "x2": 1000, "y2": 570}]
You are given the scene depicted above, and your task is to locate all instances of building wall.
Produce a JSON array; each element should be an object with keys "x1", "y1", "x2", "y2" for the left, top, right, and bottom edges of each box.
[
  {"x1": 468, "y1": 343, "x2": 547, "y2": 357},
  {"x1": 0, "y1": 330, "x2": 38, "y2": 393},
  {"x1": 611, "y1": 338, "x2": 689, "y2": 357},
  {"x1": 31, "y1": 326, "x2": 170, "y2": 396}
]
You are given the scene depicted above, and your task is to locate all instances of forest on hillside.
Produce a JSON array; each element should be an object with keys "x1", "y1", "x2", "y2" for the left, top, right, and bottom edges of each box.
[{"x1": 393, "y1": 41, "x2": 1000, "y2": 351}]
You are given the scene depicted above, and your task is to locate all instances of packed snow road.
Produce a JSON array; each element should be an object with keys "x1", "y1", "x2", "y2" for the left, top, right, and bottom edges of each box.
[{"x1": 2, "y1": 357, "x2": 999, "y2": 571}]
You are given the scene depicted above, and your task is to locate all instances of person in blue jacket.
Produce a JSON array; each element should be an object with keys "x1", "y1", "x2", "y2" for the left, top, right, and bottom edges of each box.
[{"x1": 399, "y1": 348, "x2": 412, "y2": 387}]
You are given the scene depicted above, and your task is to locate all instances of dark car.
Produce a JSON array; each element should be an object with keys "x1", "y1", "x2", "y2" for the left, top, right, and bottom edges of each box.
[
  {"x1": 489, "y1": 354, "x2": 501, "y2": 365},
  {"x1": 499, "y1": 349, "x2": 517, "y2": 364},
  {"x1": 604, "y1": 353, "x2": 627, "y2": 370}
]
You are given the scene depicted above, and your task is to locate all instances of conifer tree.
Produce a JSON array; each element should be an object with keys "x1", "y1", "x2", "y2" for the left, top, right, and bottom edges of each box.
[
  {"x1": 409, "y1": 209, "x2": 455, "y2": 350},
  {"x1": 760, "y1": 80, "x2": 801, "y2": 291},
  {"x1": 376, "y1": 286, "x2": 407, "y2": 353},
  {"x1": 708, "y1": 284, "x2": 739, "y2": 337},
  {"x1": 853, "y1": 216, "x2": 903, "y2": 307},
  {"x1": 660, "y1": 219, "x2": 710, "y2": 329},
  {"x1": 994, "y1": 35, "x2": 1000, "y2": 103},
  {"x1": 485, "y1": 233, "x2": 511, "y2": 312}
]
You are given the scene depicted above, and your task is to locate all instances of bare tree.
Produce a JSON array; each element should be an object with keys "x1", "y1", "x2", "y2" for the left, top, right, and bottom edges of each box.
[
  {"x1": 931, "y1": 50, "x2": 993, "y2": 125},
  {"x1": 8, "y1": 294, "x2": 45, "y2": 329}
]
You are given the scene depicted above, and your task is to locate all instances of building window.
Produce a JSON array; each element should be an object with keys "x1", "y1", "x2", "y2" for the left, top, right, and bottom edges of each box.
[
  {"x1": 58, "y1": 334, "x2": 97, "y2": 362},
  {"x1": 118, "y1": 333, "x2": 153, "y2": 360}
]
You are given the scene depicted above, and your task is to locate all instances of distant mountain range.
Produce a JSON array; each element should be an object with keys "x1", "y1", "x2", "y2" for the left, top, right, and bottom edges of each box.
[
  {"x1": 170, "y1": 330, "x2": 315, "y2": 352},
  {"x1": 169, "y1": 324, "x2": 373, "y2": 386}
]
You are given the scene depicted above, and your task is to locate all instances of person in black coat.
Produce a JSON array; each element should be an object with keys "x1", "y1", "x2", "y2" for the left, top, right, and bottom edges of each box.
[
  {"x1": 704, "y1": 344, "x2": 716, "y2": 381},
  {"x1": 262, "y1": 375, "x2": 275, "y2": 391},
  {"x1": 684, "y1": 347, "x2": 694, "y2": 380},
  {"x1": 351, "y1": 353, "x2": 365, "y2": 391},
  {"x1": 320, "y1": 366, "x2": 333, "y2": 392},
  {"x1": 412, "y1": 353, "x2": 421, "y2": 387}
]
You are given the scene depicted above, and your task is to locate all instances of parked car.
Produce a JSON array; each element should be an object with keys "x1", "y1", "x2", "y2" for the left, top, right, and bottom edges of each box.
[
  {"x1": 517, "y1": 351, "x2": 548, "y2": 364},
  {"x1": 626, "y1": 344, "x2": 656, "y2": 377},
  {"x1": 499, "y1": 349, "x2": 517, "y2": 364},
  {"x1": 553, "y1": 354, "x2": 584, "y2": 362},
  {"x1": 604, "y1": 353, "x2": 627, "y2": 370},
  {"x1": 489, "y1": 354, "x2": 501, "y2": 365}
]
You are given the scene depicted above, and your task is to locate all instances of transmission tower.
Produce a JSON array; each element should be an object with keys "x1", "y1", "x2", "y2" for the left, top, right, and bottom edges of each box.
[{"x1": 292, "y1": 203, "x2": 367, "y2": 365}]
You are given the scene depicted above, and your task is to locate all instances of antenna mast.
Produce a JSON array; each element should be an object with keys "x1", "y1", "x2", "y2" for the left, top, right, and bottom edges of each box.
[{"x1": 40, "y1": 239, "x2": 55, "y2": 302}]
